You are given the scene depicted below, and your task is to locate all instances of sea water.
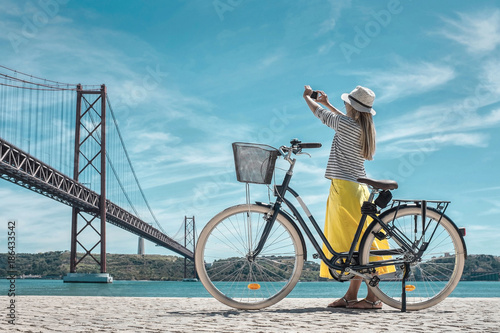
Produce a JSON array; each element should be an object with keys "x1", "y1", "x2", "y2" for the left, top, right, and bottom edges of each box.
[{"x1": 1, "y1": 279, "x2": 499, "y2": 298}]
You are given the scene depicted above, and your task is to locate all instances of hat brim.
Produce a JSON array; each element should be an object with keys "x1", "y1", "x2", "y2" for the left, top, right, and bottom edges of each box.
[{"x1": 341, "y1": 93, "x2": 376, "y2": 115}]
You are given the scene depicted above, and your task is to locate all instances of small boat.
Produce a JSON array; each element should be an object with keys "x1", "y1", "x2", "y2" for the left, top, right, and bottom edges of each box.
[{"x1": 182, "y1": 278, "x2": 199, "y2": 282}]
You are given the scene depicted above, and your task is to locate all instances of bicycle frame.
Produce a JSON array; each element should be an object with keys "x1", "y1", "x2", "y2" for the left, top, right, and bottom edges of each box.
[
  {"x1": 250, "y1": 154, "x2": 419, "y2": 277},
  {"x1": 196, "y1": 141, "x2": 466, "y2": 312}
]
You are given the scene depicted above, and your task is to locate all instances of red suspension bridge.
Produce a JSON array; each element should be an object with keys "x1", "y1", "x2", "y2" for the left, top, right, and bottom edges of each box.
[{"x1": 0, "y1": 65, "x2": 194, "y2": 280}]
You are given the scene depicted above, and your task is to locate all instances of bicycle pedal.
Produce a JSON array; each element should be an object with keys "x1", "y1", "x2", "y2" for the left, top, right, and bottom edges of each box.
[
  {"x1": 369, "y1": 275, "x2": 380, "y2": 287},
  {"x1": 374, "y1": 231, "x2": 387, "y2": 241}
]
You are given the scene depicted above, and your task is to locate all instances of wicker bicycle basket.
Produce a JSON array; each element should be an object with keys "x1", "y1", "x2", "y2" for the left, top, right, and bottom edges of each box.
[{"x1": 232, "y1": 142, "x2": 279, "y2": 185}]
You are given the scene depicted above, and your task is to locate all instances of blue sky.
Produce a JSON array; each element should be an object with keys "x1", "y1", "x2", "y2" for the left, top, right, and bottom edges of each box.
[{"x1": 0, "y1": 0, "x2": 499, "y2": 257}]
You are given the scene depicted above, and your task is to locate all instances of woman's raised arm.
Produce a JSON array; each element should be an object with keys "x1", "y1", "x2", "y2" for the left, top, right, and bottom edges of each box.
[{"x1": 303, "y1": 86, "x2": 345, "y2": 116}]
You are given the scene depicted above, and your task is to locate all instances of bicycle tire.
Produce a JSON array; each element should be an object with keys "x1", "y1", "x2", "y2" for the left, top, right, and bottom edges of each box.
[
  {"x1": 195, "y1": 204, "x2": 304, "y2": 310},
  {"x1": 359, "y1": 205, "x2": 466, "y2": 310}
]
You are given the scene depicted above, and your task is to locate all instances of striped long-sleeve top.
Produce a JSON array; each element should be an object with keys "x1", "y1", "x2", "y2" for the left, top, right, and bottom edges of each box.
[{"x1": 314, "y1": 106, "x2": 367, "y2": 182}]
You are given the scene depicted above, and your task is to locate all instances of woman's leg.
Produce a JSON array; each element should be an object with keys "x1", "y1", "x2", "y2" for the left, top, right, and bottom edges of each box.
[
  {"x1": 327, "y1": 277, "x2": 362, "y2": 307},
  {"x1": 325, "y1": 180, "x2": 373, "y2": 307},
  {"x1": 348, "y1": 280, "x2": 382, "y2": 309},
  {"x1": 328, "y1": 277, "x2": 383, "y2": 309},
  {"x1": 345, "y1": 276, "x2": 362, "y2": 299}
]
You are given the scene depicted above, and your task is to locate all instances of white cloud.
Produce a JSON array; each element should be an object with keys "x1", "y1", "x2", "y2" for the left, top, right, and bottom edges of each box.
[
  {"x1": 0, "y1": 185, "x2": 72, "y2": 253},
  {"x1": 431, "y1": 133, "x2": 489, "y2": 147},
  {"x1": 482, "y1": 59, "x2": 500, "y2": 96},
  {"x1": 312, "y1": 1, "x2": 350, "y2": 55},
  {"x1": 464, "y1": 186, "x2": 500, "y2": 194},
  {"x1": 259, "y1": 52, "x2": 285, "y2": 69},
  {"x1": 379, "y1": 132, "x2": 489, "y2": 156},
  {"x1": 317, "y1": 18, "x2": 337, "y2": 35},
  {"x1": 314, "y1": 0, "x2": 351, "y2": 36},
  {"x1": 377, "y1": 102, "x2": 500, "y2": 157},
  {"x1": 479, "y1": 198, "x2": 500, "y2": 215},
  {"x1": 139, "y1": 132, "x2": 180, "y2": 143},
  {"x1": 318, "y1": 40, "x2": 335, "y2": 55},
  {"x1": 363, "y1": 60, "x2": 455, "y2": 104},
  {"x1": 378, "y1": 91, "x2": 500, "y2": 140},
  {"x1": 466, "y1": 225, "x2": 493, "y2": 231},
  {"x1": 129, "y1": 132, "x2": 181, "y2": 154},
  {"x1": 438, "y1": 9, "x2": 500, "y2": 54}
]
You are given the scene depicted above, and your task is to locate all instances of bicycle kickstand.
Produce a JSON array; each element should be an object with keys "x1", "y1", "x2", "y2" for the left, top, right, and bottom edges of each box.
[{"x1": 401, "y1": 262, "x2": 411, "y2": 312}]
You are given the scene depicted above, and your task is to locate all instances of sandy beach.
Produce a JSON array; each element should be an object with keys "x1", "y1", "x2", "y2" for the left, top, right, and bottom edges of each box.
[{"x1": 2, "y1": 296, "x2": 499, "y2": 333}]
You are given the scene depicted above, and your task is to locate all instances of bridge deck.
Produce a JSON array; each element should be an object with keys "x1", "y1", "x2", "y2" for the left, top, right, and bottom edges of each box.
[{"x1": 0, "y1": 138, "x2": 193, "y2": 260}]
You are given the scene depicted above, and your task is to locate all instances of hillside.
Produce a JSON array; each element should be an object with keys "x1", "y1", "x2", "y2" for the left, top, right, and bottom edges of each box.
[
  {"x1": 0, "y1": 252, "x2": 498, "y2": 281},
  {"x1": 0, "y1": 251, "x2": 189, "y2": 281},
  {"x1": 461, "y1": 254, "x2": 500, "y2": 281}
]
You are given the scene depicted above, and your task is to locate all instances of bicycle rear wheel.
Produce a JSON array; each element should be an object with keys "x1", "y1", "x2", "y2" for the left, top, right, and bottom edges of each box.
[
  {"x1": 359, "y1": 205, "x2": 466, "y2": 310},
  {"x1": 195, "y1": 204, "x2": 304, "y2": 310}
]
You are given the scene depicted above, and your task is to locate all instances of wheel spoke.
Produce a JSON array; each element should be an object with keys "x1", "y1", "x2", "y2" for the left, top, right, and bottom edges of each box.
[
  {"x1": 195, "y1": 204, "x2": 304, "y2": 310},
  {"x1": 359, "y1": 206, "x2": 465, "y2": 310}
]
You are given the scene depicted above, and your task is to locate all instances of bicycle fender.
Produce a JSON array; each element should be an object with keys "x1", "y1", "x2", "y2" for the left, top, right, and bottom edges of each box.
[
  {"x1": 372, "y1": 204, "x2": 468, "y2": 258},
  {"x1": 255, "y1": 201, "x2": 308, "y2": 261}
]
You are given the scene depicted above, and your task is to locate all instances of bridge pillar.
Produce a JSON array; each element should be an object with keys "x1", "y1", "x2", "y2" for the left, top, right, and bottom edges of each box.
[
  {"x1": 183, "y1": 216, "x2": 197, "y2": 281},
  {"x1": 67, "y1": 84, "x2": 110, "y2": 281}
]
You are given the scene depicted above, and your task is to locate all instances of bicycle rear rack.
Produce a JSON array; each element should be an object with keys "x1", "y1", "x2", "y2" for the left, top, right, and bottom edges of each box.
[
  {"x1": 390, "y1": 199, "x2": 450, "y2": 213},
  {"x1": 389, "y1": 199, "x2": 450, "y2": 312}
]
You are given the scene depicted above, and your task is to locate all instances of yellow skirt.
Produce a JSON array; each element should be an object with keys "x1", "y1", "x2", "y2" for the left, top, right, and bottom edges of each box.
[{"x1": 319, "y1": 178, "x2": 395, "y2": 279}]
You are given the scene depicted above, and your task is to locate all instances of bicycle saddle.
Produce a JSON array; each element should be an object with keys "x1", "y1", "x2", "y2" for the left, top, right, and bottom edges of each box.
[{"x1": 357, "y1": 177, "x2": 398, "y2": 190}]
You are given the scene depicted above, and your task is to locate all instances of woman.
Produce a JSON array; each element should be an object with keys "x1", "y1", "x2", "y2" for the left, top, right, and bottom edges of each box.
[{"x1": 303, "y1": 84, "x2": 384, "y2": 310}]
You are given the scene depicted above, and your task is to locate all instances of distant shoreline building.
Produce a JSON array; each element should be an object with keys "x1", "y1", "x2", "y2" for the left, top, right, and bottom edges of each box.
[{"x1": 138, "y1": 237, "x2": 145, "y2": 255}]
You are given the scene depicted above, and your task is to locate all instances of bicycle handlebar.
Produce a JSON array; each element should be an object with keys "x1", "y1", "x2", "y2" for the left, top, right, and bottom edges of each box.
[
  {"x1": 288, "y1": 139, "x2": 322, "y2": 150},
  {"x1": 299, "y1": 142, "x2": 322, "y2": 149},
  {"x1": 279, "y1": 139, "x2": 322, "y2": 161}
]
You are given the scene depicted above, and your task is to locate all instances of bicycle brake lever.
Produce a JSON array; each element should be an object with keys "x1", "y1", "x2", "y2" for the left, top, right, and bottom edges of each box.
[
  {"x1": 279, "y1": 146, "x2": 288, "y2": 156},
  {"x1": 296, "y1": 151, "x2": 311, "y2": 158}
]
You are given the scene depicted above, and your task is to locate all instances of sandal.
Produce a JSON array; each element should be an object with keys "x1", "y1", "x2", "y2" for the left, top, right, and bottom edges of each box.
[
  {"x1": 347, "y1": 298, "x2": 382, "y2": 309},
  {"x1": 327, "y1": 297, "x2": 357, "y2": 308}
]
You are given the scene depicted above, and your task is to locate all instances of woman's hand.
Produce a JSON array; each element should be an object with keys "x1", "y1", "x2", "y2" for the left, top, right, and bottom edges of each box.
[
  {"x1": 304, "y1": 85, "x2": 320, "y2": 114},
  {"x1": 303, "y1": 85, "x2": 313, "y2": 98},
  {"x1": 316, "y1": 90, "x2": 329, "y2": 106},
  {"x1": 304, "y1": 86, "x2": 344, "y2": 116},
  {"x1": 318, "y1": 90, "x2": 344, "y2": 116}
]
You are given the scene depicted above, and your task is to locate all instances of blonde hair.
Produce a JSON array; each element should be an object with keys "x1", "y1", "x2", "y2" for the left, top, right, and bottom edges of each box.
[{"x1": 353, "y1": 110, "x2": 376, "y2": 160}]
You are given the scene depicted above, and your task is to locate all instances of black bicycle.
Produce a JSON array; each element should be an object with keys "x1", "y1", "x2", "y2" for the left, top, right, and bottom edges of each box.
[{"x1": 195, "y1": 139, "x2": 467, "y2": 311}]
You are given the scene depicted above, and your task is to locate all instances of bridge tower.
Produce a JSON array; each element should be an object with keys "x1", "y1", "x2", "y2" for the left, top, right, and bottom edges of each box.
[
  {"x1": 183, "y1": 216, "x2": 197, "y2": 280},
  {"x1": 65, "y1": 84, "x2": 112, "y2": 283}
]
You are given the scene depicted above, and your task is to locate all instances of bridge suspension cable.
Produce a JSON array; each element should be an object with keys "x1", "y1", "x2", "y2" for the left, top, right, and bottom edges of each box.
[
  {"x1": 0, "y1": 64, "x2": 100, "y2": 91},
  {"x1": 106, "y1": 96, "x2": 167, "y2": 234},
  {"x1": 66, "y1": 85, "x2": 168, "y2": 235},
  {"x1": 0, "y1": 65, "x2": 177, "y2": 254}
]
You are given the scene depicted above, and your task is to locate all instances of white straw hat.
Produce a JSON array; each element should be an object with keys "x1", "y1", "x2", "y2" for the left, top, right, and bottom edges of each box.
[{"x1": 341, "y1": 86, "x2": 376, "y2": 115}]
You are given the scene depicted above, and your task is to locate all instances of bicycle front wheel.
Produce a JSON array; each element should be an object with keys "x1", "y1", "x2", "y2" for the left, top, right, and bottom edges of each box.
[
  {"x1": 359, "y1": 205, "x2": 466, "y2": 310},
  {"x1": 195, "y1": 204, "x2": 304, "y2": 310}
]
